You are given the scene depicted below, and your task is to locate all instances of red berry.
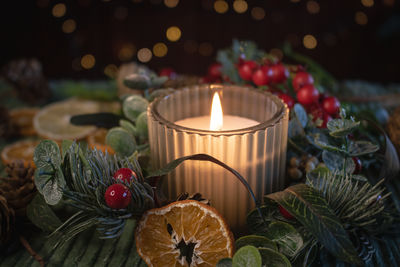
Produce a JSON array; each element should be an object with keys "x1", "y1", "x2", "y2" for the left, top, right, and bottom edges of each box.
[
  {"x1": 252, "y1": 66, "x2": 270, "y2": 86},
  {"x1": 352, "y1": 157, "x2": 362, "y2": 174},
  {"x1": 208, "y1": 63, "x2": 222, "y2": 79},
  {"x1": 159, "y1": 68, "x2": 177, "y2": 79},
  {"x1": 279, "y1": 205, "x2": 294, "y2": 219},
  {"x1": 105, "y1": 184, "x2": 131, "y2": 209},
  {"x1": 296, "y1": 84, "x2": 319, "y2": 106},
  {"x1": 268, "y1": 63, "x2": 289, "y2": 83},
  {"x1": 277, "y1": 92, "x2": 295, "y2": 109},
  {"x1": 113, "y1": 168, "x2": 137, "y2": 183},
  {"x1": 309, "y1": 106, "x2": 331, "y2": 128},
  {"x1": 322, "y1": 96, "x2": 340, "y2": 115},
  {"x1": 292, "y1": 72, "x2": 314, "y2": 92},
  {"x1": 238, "y1": 60, "x2": 257, "y2": 81}
]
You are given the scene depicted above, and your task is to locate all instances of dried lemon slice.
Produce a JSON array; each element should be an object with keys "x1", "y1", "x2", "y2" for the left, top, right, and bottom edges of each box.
[
  {"x1": 1, "y1": 139, "x2": 41, "y2": 167},
  {"x1": 136, "y1": 200, "x2": 234, "y2": 267}
]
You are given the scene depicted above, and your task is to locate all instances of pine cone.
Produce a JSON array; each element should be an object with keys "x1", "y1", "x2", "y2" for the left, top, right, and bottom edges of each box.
[
  {"x1": 3, "y1": 58, "x2": 51, "y2": 105},
  {"x1": 176, "y1": 192, "x2": 210, "y2": 205},
  {"x1": 0, "y1": 161, "x2": 36, "y2": 217},
  {"x1": 0, "y1": 195, "x2": 15, "y2": 245}
]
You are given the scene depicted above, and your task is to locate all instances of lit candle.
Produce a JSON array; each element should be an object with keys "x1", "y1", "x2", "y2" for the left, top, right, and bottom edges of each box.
[
  {"x1": 175, "y1": 92, "x2": 260, "y2": 131},
  {"x1": 147, "y1": 85, "x2": 289, "y2": 232}
]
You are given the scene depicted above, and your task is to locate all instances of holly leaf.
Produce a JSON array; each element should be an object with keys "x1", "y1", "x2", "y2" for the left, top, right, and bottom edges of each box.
[
  {"x1": 232, "y1": 246, "x2": 262, "y2": 267},
  {"x1": 26, "y1": 194, "x2": 62, "y2": 232},
  {"x1": 348, "y1": 141, "x2": 379, "y2": 157},
  {"x1": 327, "y1": 118, "x2": 360, "y2": 138},
  {"x1": 322, "y1": 150, "x2": 355, "y2": 174},
  {"x1": 264, "y1": 221, "x2": 303, "y2": 258},
  {"x1": 266, "y1": 184, "x2": 362, "y2": 265},
  {"x1": 258, "y1": 248, "x2": 292, "y2": 267}
]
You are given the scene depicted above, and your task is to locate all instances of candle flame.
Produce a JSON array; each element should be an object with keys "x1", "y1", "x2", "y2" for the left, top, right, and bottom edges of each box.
[{"x1": 210, "y1": 92, "x2": 223, "y2": 131}]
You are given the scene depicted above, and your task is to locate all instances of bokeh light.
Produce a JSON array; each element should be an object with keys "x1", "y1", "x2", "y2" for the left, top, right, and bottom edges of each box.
[
  {"x1": 164, "y1": 0, "x2": 179, "y2": 8},
  {"x1": 306, "y1": 1, "x2": 320, "y2": 14},
  {"x1": 233, "y1": 0, "x2": 248, "y2": 14},
  {"x1": 153, "y1": 42, "x2": 168, "y2": 57},
  {"x1": 199, "y1": 42, "x2": 213, "y2": 56},
  {"x1": 118, "y1": 44, "x2": 136, "y2": 61},
  {"x1": 303, "y1": 35, "x2": 317, "y2": 49},
  {"x1": 166, "y1": 26, "x2": 182, "y2": 42},
  {"x1": 81, "y1": 54, "x2": 95, "y2": 69},
  {"x1": 104, "y1": 64, "x2": 118, "y2": 78},
  {"x1": 62, "y1": 19, "x2": 76, "y2": 34},
  {"x1": 52, "y1": 3, "x2": 66, "y2": 18},
  {"x1": 184, "y1": 40, "x2": 198, "y2": 54},
  {"x1": 137, "y1": 48, "x2": 152, "y2": 63},
  {"x1": 361, "y1": 0, "x2": 374, "y2": 7},
  {"x1": 383, "y1": 0, "x2": 395, "y2": 6},
  {"x1": 355, "y1": 11, "x2": 368, "y2": 25},
  {"x1": 214, "y1": 0, "x2": 229, "y2": 14},
  {"x1": 251, "y1": 7, "x2": 265, "y2": 20}
]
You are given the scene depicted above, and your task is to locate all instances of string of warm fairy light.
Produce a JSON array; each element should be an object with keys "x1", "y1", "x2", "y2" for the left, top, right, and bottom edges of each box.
[{"x1": 39, "y1": 0, "x2": 394, "y2": 75}]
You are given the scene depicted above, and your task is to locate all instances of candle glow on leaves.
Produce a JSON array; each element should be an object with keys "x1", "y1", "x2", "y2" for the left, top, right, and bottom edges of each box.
[{"x1": 210, "y1": 92, "x2": 223, "y2": 131}]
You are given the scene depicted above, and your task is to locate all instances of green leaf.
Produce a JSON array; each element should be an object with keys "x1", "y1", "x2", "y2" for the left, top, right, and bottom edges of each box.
[
  {"x1": 235, "y1": 235, "x2": 277, "y2": 251},
  {"x1": 217, "y1": 258, "x2": 233, "y2": 267},
  {"x1": 42, "y1": 178, "x2": 63, "y2": 205},
  {"x1": 322, "y1": 151, "x2": 355, "y2": 174},
  {"x1": 265, "y1": 221, "x2": 303, "y2": 258},
  {"x1": 348, "y1": 140, "x2": 379, "y2": 157},
  {"x1": 150, "y1": 76, "x2": 168, "y2": 88},
  {"x1": 120, "y1": 119, "x2": 138, "y2": 136},
  {"x1": 327, "y1": 119, "x2": 360, "y2": 138},
  {"x1": 61, "y1": 140, "x2": 73, "y2": 159},
  {"x1": 123, "y1": 74, "x2": 151, "y2": 90},
  {"x1": 26, "y1": 194, "x2": 62, "y2": 232},
  {"x1": 232, "y1": 245, "x2": 262, "y2": 267},
  {"x1": 135, "y1": 112, "x2": 148, "y2": 139},
  {"x1": 33, "y1": 140, "x2": 62, "y2": 170},
  {"x1": 308, "y1": 133, "x2": 347, "y2": 154},
  {"x1": 106, "y1": 127, "x2": 136, "y2": 157},
  {"x1": 258, "y1": 248, "x2": 292, "y2": 267},
  {"x1": 122, "y1": 95, "x2": 149, "y2": 122},
  {"x1": 267, "y1": 184, "x2": 362, "y2": 265},
  {"x1": 293, "y1": 104, "x2": 308, "y2": 128}
]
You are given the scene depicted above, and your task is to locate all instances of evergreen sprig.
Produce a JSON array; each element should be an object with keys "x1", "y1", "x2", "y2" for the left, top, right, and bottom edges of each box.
[{"x1": 33, "y1": 141, "x2": 154, "y2": 247}]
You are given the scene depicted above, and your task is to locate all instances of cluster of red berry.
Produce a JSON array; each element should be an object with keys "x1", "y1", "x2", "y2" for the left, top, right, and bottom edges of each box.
[
  {"x1": 104, "y1": 168, "x2": 137, "y2": 209},
  {"x1": 200, "y1": 59, "x2": 341, "y2": 129}
]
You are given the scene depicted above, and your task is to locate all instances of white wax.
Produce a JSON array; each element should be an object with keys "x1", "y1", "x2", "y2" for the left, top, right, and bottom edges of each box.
[{"x1": 175, "y1": 115, "x2": 259, "y2": 131}]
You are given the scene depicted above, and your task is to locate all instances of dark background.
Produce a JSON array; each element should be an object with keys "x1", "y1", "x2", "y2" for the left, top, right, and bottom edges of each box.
[{"x1": 0, "y1": 0, "x2": 399, "y2": 82}]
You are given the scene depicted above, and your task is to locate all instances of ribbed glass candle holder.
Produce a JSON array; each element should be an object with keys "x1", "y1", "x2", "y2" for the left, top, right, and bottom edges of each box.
[{"x1": 147, "y1": 84, "x2": 289, "y2": 230}]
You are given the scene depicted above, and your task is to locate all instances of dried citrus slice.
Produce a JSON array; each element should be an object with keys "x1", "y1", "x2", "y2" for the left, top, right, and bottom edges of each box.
[
  {"x1": 1, "y1": 139, "x2": 40, "y2": 167},
  {"x1": 135, "y1": 200, "x2": 234, "y2": 267},
  {"x1": 33, "y1": 99, "x2": 118, "y2": 141},
  {"x1": 86, "y1": 128, "x2": 115, "y2": 154},
  {"x1": 9, "y1": 107, "x2": 39, "y2": 136}
]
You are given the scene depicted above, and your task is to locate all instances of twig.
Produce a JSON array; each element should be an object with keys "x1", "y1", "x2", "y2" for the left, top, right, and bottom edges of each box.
[{"x1": 19, "y1": 235, "x2": 45, "y2": 267}]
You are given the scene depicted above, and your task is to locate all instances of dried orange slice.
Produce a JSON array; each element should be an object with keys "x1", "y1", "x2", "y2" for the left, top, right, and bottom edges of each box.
[
  {"x1": 86, "y1": 128, "x2": 115, "y2": 154},
  {"x1": 135, "y1": 200, "x2": 234, "y2": 267},
  {"x1": 9, "y1": 107, "x2": 39, "y2": 136},
  {"x1": 1, "y1": 139, "x2": 41, "y2": 167}
]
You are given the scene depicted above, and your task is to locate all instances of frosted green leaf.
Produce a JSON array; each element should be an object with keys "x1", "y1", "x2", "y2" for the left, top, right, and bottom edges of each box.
[
  {"x1": 327, "y1": 118, "x2": 360, "y2": 138},
  {"x1": 136, "y1": 112, "x2": 148, "y2": 138},
  {"x1": 265, "y1": 221, "x2": 303, "y2": 257},
  {"x1": 235, "y1": 235, "x2": 277, "y2": 251},
  {"x1": 122, "y1": 95, "x2": 149, "y2": 122},
  {"x1": 120, "y1": 119, "x2": 138, "y2": 136},
  {"x1": 106, "y1": 127, "x2": 136, "y2": 157},
  {"x1": 348, "y1": 141, "x2": 379, "y2": 157},
  {"x1": 33, "y1": 140, "x2": 61, "y2": 170},
  {"x1": 123, "y1": 73, "x2": 151, "y2": 90},
  {"x1": 258, "y1": 248, "x2": 292, "y2": 267},
  {"x1": 322, "y1": 150, "x2": 355, "y2": 174},
  {"x1": 232, "y1": 246, "x2": 262, "y2": 267},
  {"x1": 43, "y1": 179, "x2": 63, "y2": 205}
]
